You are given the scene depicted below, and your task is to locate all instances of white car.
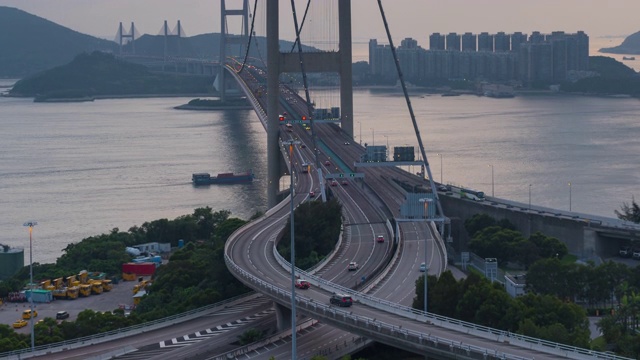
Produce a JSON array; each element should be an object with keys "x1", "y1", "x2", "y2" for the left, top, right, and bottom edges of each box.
[
  {"x1": 347, "y1": 261, "x2": 359, "y2": 271},
  {"x1": 419, "y1": 262, "x2": 427, "y2": 272}
]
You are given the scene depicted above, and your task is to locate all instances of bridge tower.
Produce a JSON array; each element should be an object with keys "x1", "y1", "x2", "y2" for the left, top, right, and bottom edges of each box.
[
  {"x1": 266, "y1": 0, "x2": 354, "y2": 208},
  {"x1": 218, "y1": 0, "x2": 249, "y2": 102},
  {"x1": 161, "y1": 20, "x2": 184, "y2": 60},
  {"x1": 117, "y1": 22, "x2": 136, "y2": 55}
]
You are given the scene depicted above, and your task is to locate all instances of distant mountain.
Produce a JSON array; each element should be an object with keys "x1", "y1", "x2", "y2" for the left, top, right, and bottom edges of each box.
[
  {"x1": 0, "y1": 6, "x2": 318, "y2": 78},
  {"x1": 599, "y1": 31, "x2": 640, "y2": 55},
  {"x1": 0, "y1": 6, "x2": 118, "y2": 78},
  {"x1": 9, "y1": 51, "x2": 215, "y2": 98}
]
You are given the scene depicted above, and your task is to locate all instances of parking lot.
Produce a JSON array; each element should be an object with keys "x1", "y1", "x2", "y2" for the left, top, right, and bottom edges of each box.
[{"x1": 1, "y1": 279, "x2": 142, "y2": 333}]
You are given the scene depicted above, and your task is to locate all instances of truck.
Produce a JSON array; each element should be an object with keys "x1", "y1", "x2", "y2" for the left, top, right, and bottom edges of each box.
[
  {"x1": 91, "y1": 280, "x2": 103, "y2": 295},
  {"x1": 79, "y1": 284, "x2": 92, "y2": 297}
]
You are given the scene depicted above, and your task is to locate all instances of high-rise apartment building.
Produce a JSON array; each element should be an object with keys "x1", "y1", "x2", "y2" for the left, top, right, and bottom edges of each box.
[
  {"x1": 429, "y1": 33, "x2": 445, "y2": 50},
  {"x1": 446, "y1": 32, "x2": 461, "y2": 51},
  {"x1": 511, "y1": 32, "x2": 528, "y2": 52},
  {"x1": 478, "y1": 32, "x2": 493, "y2": 52},
  {"x1": 494, "y1": 32, "x2": 510, "y2": 52},
  {"x1": 369, "y1": 30, "x2": 589, "y2": 86},
  {"x1": 461, "y1": 32, "x2": 477, "y2": 51}
]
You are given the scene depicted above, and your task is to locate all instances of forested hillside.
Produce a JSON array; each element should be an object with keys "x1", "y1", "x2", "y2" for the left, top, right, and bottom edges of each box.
[{"x1": 0, "y1": 6, "x2": 118, "y2": 78}]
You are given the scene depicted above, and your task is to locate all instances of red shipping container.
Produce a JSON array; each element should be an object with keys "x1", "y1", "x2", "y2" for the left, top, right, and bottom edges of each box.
[{"x1": 122, "y1": 262, "x2": 156, "y2": 276}]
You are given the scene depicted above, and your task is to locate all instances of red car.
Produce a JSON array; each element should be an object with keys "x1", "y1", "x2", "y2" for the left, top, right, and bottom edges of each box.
[
  {"x1": 295, "y1": 279, "x2": 310, "y2": 289},
  {"x1": 376, "y1": 235, "x2": 385, "y2": 243}
]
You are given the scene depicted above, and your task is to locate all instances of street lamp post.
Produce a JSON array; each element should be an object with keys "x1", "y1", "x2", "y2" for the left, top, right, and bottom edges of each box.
[
  {"x1": 358, "y1": 121, "x2": 362, "y2": 145},
  {"x1": 528, "y1": 184, "x2": 532, "y2": 210},
  {"x1": 383, "y1": 135, "x2": 389, "y2": 160},
  {"x1": 282, "y1": 140, "x2": 299, "y2": 358},
  {"x1": 568, "y1": 182, "x2": 572, "y2": 211},
  {"x1": 371, "y1": 128, "x2": 375, "y2": 146},
  {"x1": 488, "y1": 164, "x2": 494, "y2": 197},
  {"x1": 23, "y1": 221, "x2": 37, "y2": 353},
  {"x1": 437, "y1": 153, "x2": 443, "y2": 184},
  {"x1": 418, "y1": 198, "x2": 431, "y2": 313}
]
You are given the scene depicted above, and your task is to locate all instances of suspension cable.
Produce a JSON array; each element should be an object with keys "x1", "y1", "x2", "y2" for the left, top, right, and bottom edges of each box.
[
  {"x1": 290, "y1": 0, "x2": 320, "y2": 173},
  {"x1": 289, "y1": 0, "x2": 311, "y2": 53},
  {"x1": 236, "y1": 0, "x2": 259, "y2": 74},
  {"x1": 376, "y1": 0, "x2": 445, "y2": 232}
]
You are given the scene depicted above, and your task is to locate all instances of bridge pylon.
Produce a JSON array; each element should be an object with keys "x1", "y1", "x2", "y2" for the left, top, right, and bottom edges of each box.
[
  {"x1": 218, "y1": 0, "x2": 249, "y2": 102},
  {"x1": 266, "y1": 0, "x2": 353, "y2": 208},
  {"x1": 116, "y1": 22, "x2": 136, "y2": 55},
  {"x1": 161, "y1": 20, "x2": 185, "y2": 61}
]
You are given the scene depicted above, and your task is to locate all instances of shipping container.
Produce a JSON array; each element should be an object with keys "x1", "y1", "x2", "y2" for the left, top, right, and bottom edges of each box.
[
  {"x1": 25, "y1": 289, "x2": 53, "y2": 303},
  {"x1": 122, "y1": 262, "x2": 156, "y2": 276}
]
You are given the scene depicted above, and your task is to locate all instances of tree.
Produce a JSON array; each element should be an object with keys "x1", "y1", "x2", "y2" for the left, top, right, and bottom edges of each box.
[
  {"x1": 428, "y1": 271, "x2": 460, "y2": 317},
  {"x1": 468, "y1": 227, "x2": 524, "y2": 265},
  {"x1": 615, "y1": 196, "x2": 640, "y2": 223},
  {"x1": 529, "y1": 232, "x2": 568, "y2": 259},
  {"x1": 238, "y1": 328, "x2": 263, "y2": 345},
  {"x1": 464, "y1": 213, "x2": 496, "y2": 237},
  {"x1": 526, "y1": 258, "x2": 579, "y2": 300}
]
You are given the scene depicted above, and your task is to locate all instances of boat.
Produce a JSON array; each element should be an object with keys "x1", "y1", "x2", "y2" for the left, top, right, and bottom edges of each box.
[
  {"x1": 192, "y1": 170, "x2": 254, "y2": 185},
  {"x1": 622, "y1": 56, "x2": 636, "y2": 60},
  {"x1": 482, "y1": 84, "x2": 515, "y2": 98}
]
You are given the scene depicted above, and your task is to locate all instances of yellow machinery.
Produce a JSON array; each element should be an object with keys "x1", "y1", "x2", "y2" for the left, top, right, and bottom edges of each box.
[
  {"x1": 52, "y1": 277, "x2": 64, "y2": 288},
  {"x1": 133, "y1": 279, "x2": 150, "y2": 294},
  {"x1": 51, "y1": 277, "x2": 68, "y2": 299},
  {"x1": 79, "y1": 284, "x2": 92, "y2": 297},
  {"x1": 40, "y1": 279, "x2": 53, "y2": 290},
  {"x1": 78, "y1": 270, "x2": 88, "y2": 284},
  {"x1": 52, "y1": 288, "x2": 68, "y2": 299},
  {"x1": 122, "y1": 272, "x2": 136, "y2": 281},
  {"x1": 66, "y1": 286, "x2": 79, "y2": 299},
  {"x1": 102, "y1": 279, "x2": 113, "y2": 292},
  {"x1": 66, "y1": 275, "x2": 78, "y2": 287},
  {"x1": 91, "y1": 280, "x2": 103, "y2": 295}
]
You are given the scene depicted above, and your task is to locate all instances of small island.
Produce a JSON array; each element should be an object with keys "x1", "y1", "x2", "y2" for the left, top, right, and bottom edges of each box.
[
  {"x1": 174, "y1": 97, "x2": 252, "y2": 110},
  {"x1": 8, "y1": 51, "x2": 217, "y2": 101},
  {"x1": 599, "y1": 31, "x2": 640, "y2": 55}
]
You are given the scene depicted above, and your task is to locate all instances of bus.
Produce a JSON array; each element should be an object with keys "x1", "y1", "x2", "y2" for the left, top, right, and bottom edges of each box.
[{"x1": 460, "y1": 188, "x2": 485, "y2": 201}]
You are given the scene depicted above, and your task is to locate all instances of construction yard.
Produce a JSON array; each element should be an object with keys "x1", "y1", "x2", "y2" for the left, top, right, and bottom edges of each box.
[{"x1": 0, "y1": 278, "x2": 144, "y2": 334}]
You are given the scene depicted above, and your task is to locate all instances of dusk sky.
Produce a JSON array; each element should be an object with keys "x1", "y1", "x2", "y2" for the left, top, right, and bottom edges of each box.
[{"x1": 2, "y1": 0, "x2": 638, "y2": 44}]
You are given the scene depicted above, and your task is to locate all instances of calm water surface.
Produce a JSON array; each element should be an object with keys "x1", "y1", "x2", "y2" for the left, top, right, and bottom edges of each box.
[{"x1": 1, "y1": 83, "x2": 639, "y2": 263}]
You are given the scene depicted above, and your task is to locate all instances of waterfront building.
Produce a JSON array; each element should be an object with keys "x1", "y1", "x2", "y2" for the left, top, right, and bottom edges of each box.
[
  {"x1": 478, "y1": 32, "x2": 493, "y2": 52},
  {"x1": 461, "y1": 32, "x2": 477, "y2": 52},
  {"x1": 511, "y1": 32, "x2": 528, "y2": 52},
  {"x1": 429, "y1": 33, "x2": 445, "y2": 50},
  {"x1": 368, "y1": 30, "x2": 588, "y2": 86},
  {"x1": 446, "y1": 32, "x2": 461, "y2": 51},
  {"x1": 494, "y1": 32, "x2": 510, "y2": 52},
  {"x1": 529, "y1": 31, "x2": 544, "y2": 44}
]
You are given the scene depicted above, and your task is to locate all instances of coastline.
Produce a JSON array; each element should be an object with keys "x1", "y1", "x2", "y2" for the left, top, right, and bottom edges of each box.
[{"x1": 174, "y1": 104, "x2": 254, "y2": 110}]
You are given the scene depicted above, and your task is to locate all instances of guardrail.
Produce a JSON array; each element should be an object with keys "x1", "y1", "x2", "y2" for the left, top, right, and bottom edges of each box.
[
  {"x1": 0, "y1": 292, "x2": 260, "y2": 360},
  {"x1": 225, "y1": 252, "x2": 532, "y2": 359}
]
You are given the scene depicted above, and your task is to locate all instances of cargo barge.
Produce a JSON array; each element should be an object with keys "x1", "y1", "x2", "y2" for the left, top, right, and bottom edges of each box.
[{"x1": 192, "y1": 170, "x2": 254, "y2": 185}]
